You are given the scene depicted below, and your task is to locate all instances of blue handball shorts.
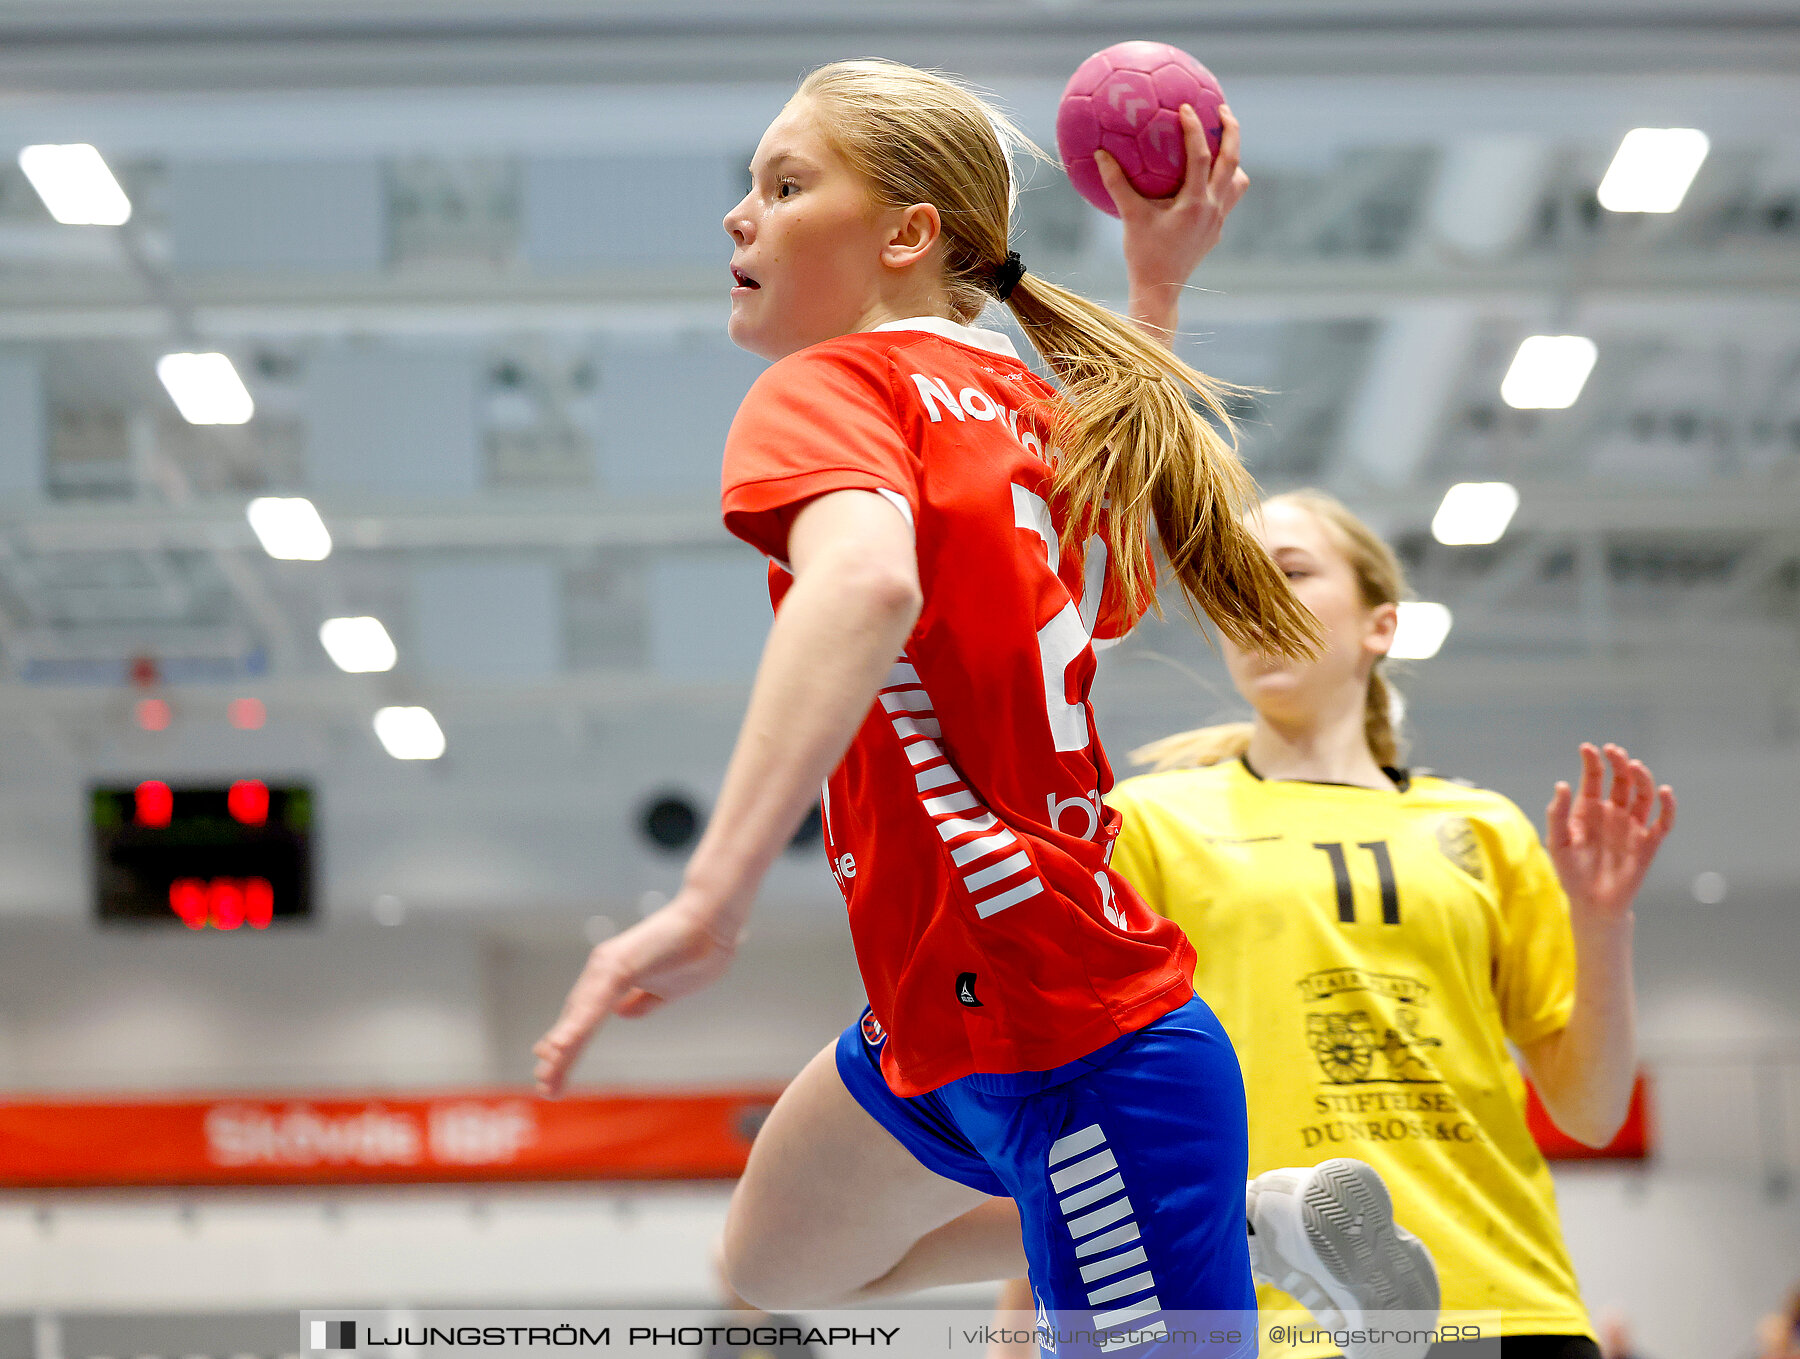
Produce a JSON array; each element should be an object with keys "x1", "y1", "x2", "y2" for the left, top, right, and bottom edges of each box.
[{"x1": 835, "y1": 996, "x2": 1257, "y2": 1358}]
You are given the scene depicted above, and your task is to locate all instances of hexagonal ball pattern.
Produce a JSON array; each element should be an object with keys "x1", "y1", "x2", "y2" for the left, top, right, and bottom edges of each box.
[
  {"x1": 1063, "y1": 50, "x2": 1117, "y2": 100},
  {"x1": 1094, "y1": 69, "x2": 1159, "y2": 136},
  {"x1": 1151, "y1": 61, "x2": 1211, "y2": 112},
  {"x1": 1141, "y1": 108, "x2": 1185, "y2": 181},
  {"x1": 1056, "y1": 40, "x2": 1227, "y2": 217}
]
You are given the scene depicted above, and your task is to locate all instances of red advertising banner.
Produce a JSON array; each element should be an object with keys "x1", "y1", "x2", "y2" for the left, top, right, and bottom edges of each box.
[
  {"x1": 0, "y1": 1089, "x2": 783, "y2": 1187},
  {"x1": 0, "y1": 1075, "x2": 1646, "y2": 1186},
  {"x1": 1524, "y1": 1072, "x2": 1653, "y2": 1161}
]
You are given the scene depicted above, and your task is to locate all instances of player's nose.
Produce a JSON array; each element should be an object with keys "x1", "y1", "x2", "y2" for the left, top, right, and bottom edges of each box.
[{"x1": 723, "y1": 196, "x2": 754, "y2": 245}]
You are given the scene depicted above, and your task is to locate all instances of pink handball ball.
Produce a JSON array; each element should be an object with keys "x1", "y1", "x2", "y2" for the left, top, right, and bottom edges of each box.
[{"x1": 1056, "y1": 40, "x2": 1226, "y2": 217}]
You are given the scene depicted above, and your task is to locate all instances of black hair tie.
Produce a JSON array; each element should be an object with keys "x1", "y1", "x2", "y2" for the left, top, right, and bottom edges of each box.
[{"x1": 992, "y1": 251, "x2": 1026, "y2": 302}]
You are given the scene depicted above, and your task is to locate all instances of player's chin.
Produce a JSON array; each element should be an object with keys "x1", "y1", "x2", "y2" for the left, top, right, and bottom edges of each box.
[
  {"x1": 725, "y1": 303, "x2": 780, "y2": 360},
  {"x1": 1238, "y1": 665, "x2": 1307, "y2": 703},
  {"x1": 724, "y1": 299, "x2": 753, "y2": 344},
  {"x1": 728, "y1": 312, "x2": 811, "y2": 363}
]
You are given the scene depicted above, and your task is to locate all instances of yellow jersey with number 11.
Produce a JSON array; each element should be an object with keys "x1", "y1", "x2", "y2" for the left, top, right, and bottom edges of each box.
[{"x1": 1107, "y1": 757, "x2": 1592, "y2": 1350}]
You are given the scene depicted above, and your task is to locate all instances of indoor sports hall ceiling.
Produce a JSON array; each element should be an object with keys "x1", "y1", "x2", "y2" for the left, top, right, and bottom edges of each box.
[
  {"x1": 0, "y1": 0, "x2": 1797, "y2": 88},
  {"x1": 0, "y1": 0, "x2": 1796, "y2": 923}
]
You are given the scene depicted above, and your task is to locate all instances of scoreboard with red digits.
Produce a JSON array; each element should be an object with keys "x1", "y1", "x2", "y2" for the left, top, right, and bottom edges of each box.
[{"x1": 91, "y1": 782, "x2": 314, "y2": 928}]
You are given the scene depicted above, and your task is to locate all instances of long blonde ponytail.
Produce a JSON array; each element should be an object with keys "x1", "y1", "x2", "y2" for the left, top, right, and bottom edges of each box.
[
  {"x1": 1004, "y1": 276, "x2": 1318, "y2": 659},
  {"x1": 797, "y1": 60, "x2": 1320, "y2": 662}
]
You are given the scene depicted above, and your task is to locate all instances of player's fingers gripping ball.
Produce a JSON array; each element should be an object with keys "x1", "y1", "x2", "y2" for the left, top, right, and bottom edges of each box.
[{"x1": 1056, "y1": 40, "x2": 1226, "y2": 215}]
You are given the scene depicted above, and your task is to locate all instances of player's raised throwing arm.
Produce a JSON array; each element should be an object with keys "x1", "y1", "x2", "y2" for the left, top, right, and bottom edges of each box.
[
  {"x1": 1099, "y1": 102, "x2": 1250, "y2": 342},
  {"x1": 533, "y1": 488, "x2": 920, "y2": 1096}
]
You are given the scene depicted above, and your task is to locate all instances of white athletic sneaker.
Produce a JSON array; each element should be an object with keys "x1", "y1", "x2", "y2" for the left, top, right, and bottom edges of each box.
[{"x1": 1246, "y1": 1158, "x2": 1440, "y2": 1359}]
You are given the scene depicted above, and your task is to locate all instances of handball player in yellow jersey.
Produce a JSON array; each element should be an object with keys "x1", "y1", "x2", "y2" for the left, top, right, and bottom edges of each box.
[
  {"x1": 1114, "y1": 490, "x2": 1673, "y2": 1359},
  {"x1": 1001, "y1": 493, "x2": 1674, "y2": 1359}
]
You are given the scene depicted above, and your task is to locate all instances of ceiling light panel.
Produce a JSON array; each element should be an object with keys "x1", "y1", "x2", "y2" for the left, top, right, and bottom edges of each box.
[
  {"x1": 1432, "y1": 482, "x2": 1521, "y2": 546},
  {"x1": 374, "y1": 706, "x2": 446, "y2": 760},
  {"x1": 1597, "y1": 128, "x2": 1709, "y2": 214},
  {"x1": 18, "y1": 144, "x2": 132, "y2": 226},
  {"x1": 319, "y1": 617, "x2": 398, "y2": 674},
  {"x1": 1501, "y1": 335, "x2": 1598, "y2": 410},
  {"x1": 1390, "y1": 601, "x2": 1453, "y2": 660},
  {"x1": 246, "y1": 497, "x2": 332, "y2": 562},
  {"x1": 156, "y1": 353, "x2": 255, "y2": 425}
]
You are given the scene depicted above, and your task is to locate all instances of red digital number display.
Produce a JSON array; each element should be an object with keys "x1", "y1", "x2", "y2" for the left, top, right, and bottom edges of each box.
[
  {"x1": 227, "y1": 779, "x2": 269, "y2": 827},
  {"x1": 95, "y1": 782, "x2": 311, "y2": 927},
  {"x1": 168, "y1": 877, "x2": 275, "y2": 930},
  {"x1": 135, "y1": 780, "x2": 174, "y2": 828}
]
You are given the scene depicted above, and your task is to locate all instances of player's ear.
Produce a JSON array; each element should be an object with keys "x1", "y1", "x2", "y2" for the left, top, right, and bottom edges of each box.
[
  {"x1": 881, "y1": 202, "x2": 941, "y2": 271},
  {"x1": 1366, "y1": 600, "x2": 1399, "y2": 658}
]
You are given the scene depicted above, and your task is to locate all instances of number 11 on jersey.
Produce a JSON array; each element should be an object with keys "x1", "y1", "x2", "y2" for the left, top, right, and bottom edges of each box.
[{"x1": 1313, "y1": 840, "x2": 1401, "y2": 925}]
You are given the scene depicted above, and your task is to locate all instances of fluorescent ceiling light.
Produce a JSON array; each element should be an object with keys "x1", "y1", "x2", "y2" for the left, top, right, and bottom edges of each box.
[
  {"x1": 1431, "y1": 482, "x2": 1520, "y2": 546},
  {"x1": 1501, "y1": 335, "x2": 1597, "y2": 410},
  {"x1": 246, "y1": 497, "x2": 332, "y2": 561},
  {"x1": 319, "y1": 616, "x2": 398, "y2": 673},
  {"x1": 156, "y1": 352, "x2": 254, "y2": 425},
  {"x1": 1597, "y1": 128, "x2": 1709, "y2": 214},
  {"x1": 18, "y1": 143, "x2": 132, "y2": 226},
  {"x1": 374, "y1": 706, "x2": 446, "y2": 760},
  {"x1": 1389, "y1": 601, "x2": 1452, "y2": 660}
]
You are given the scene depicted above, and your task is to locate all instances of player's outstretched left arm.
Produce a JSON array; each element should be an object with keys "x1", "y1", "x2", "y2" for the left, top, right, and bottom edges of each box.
[
  {"x1": 1521, "y1": 742, "x2": 1676, "y2": 1146},
  {"x1": 1096, "y1": 102, "x2": 1250, "y2": 342},
  {"x1": 533, "y1": 489, "x2": 922, "y2": 1096}
]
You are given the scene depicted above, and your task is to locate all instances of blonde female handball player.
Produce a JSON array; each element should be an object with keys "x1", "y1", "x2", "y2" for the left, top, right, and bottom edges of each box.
[
  {"x1": 1068, "y1": 492, "x2": 1673, "y2": 1359},
  {"x1": 527, "y1": 60, "x2": 1438, "y2": 1358}
]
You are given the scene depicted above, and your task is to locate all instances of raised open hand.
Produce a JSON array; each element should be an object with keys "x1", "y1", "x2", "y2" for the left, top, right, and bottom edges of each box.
[
  {"x1": 1097, "y1": 102, "x2": 1249, "y2": 311},
  {"x1": 532, "y1": 891, "x2": 738, "y2": 1097},
  {"x1": 1545, "y1": 742, "x2": 1676, "y2": 926}
]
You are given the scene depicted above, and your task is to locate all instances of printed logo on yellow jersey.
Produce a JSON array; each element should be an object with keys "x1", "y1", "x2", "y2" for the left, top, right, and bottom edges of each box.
[
  {"x1": 1301, "y1": 977, "x2": 1444, "y2": 1086},
  {"x1": 1299, "y1": 968, "x2": 1441, "y2": 1087},
  {"x1": 1435, "y1": 816, "x2": 1484, "y2": 880},
  {"x1": 1294, "y1": 966, "x2": 1475, "y2": 1152}
]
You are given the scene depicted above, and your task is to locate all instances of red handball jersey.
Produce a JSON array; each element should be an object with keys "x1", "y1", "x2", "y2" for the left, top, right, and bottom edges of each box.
[{"x1": 721, "y1": 317, "x2": 1196, "y2": 1096}]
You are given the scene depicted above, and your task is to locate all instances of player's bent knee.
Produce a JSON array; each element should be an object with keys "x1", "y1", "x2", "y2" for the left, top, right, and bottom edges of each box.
[{"x1": 719, "y1": 1219, "x2": 853, "y2": 1311}]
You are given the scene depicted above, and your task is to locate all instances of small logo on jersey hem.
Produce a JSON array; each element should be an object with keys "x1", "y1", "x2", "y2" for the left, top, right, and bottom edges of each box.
[
  {"x1": 860, "y1": 1010, "x2": 887, "y2": 1047},
  {"x1": 955, "y1": 972, "x2": 983, "y2": 1007}
]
